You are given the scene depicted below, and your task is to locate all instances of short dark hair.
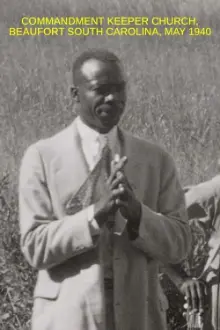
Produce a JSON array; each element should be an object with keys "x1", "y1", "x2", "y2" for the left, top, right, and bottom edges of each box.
[{"x1": 72, "y1": 49, "x2": 121, "y2": 84}]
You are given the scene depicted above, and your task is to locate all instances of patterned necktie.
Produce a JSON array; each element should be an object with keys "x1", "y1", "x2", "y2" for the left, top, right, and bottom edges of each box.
[
  {"x1": 99, "y1": 137, "x2": 115, "y2": 230},
  {"x1": 65, "y1": 137, "x2": 112, "y2": 215},
  {"x1": 100, "y1": 137, "x2": 111, "y2": 179}
]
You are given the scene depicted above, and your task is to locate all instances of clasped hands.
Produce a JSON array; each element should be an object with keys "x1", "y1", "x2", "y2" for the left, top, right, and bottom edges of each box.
[{"x1": 94, "y1": 154, "x2": 141, "y2": 230}]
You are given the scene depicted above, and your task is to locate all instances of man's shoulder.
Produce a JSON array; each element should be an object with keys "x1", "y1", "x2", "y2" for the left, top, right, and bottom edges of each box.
[
  {"x1": 22, "y1": 121, "x2": 75, "y2": 160},
  {"x1": 120, "y1": 128, "x2": 173, "y2": 161}
]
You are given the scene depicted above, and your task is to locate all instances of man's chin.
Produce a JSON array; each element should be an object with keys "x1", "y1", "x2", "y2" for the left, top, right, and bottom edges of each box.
[
  {"x1": 98, "y1": 124, "x2": 115, "y2": 134},
  {"x1": 98, "y1": 117, "x2": 119, "y2": 132}
]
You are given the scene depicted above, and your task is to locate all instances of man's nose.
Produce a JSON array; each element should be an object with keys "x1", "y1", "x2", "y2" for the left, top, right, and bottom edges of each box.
[{"x1": 104, "y1": 94, "x2": 114, "y2": 102}]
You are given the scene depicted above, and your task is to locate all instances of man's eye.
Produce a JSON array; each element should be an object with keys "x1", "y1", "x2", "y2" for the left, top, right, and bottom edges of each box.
[
  {"x1": 92, "y1": 83, "x2": 125, "y2": 94},
  {"x1": 93, "y1": 86, "x2": 108, "y2": 94}
]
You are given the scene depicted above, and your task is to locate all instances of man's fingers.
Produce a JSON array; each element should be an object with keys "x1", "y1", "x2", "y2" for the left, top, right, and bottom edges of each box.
[
  {"x1": 110, "y1": 172, "x2": 125, "y2": 189},
  {"x1": 115, "y1": 156, "x2": 127, "y2": 172},
  {"x1": 189, "y1": 283, "x2": 199, "y2": 312},
  {"x1": 115, "y1": 198, "x2": 127, "y2": 208},
  {"x1": 110, "y1": 159, "x2": 116, "y2": 174},
  {"x1": 196, "y1": 281, "x2": 205, "y2": 313},
  {"x1": 116, "y1": 170, "x2": 133, "y2": 191},
  {"x1": 183, "y1": 302, "x2": 188, "y2": 310},
  {"x1": 109, "y1": 156, "x2": 127, "y2": 182},
  {"x1": 184, "y1": 286, "x2": 192, "y2": 311},
  {"x1": 114, "y1": 154, "x2": 121, "y2": 163},
  {"x1": 112, "y1": 186, "x2": 126, "y2": 199}
]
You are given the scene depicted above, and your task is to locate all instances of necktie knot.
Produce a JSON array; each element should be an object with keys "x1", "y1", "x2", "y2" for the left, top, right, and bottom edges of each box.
[{"x1": 99, "y1": 134, "x2": 108, "y2": 150}]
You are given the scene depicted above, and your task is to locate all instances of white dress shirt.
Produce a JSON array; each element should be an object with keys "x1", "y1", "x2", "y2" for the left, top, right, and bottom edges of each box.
[{"x1": 76, "y1": 116, "x2": 118, "y2": 171}]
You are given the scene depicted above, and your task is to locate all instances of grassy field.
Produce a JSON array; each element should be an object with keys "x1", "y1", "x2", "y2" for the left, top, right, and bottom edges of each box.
[{"x1": 1, "y1": 0, "x2": 220, "y2": 328}]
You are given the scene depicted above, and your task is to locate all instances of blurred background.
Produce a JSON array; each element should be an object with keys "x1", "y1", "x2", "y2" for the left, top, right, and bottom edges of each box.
[{"x1": 1, "y1": 0, "x2": 220, "y2": 328}]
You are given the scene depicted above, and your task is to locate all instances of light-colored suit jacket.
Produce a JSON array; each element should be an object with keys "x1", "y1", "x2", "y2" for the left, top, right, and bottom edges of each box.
[{"x1": 19, "y1": 120, "x2": 191, "y2": 330}]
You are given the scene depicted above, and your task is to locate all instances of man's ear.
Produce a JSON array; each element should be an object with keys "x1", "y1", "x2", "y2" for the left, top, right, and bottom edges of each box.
[{"x1": 70, "y1": 85, "x2": 79, "y2": 102}]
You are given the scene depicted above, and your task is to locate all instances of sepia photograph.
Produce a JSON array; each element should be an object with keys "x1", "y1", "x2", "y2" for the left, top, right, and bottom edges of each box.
[{"x1": 1, "y1": 0, "x2": 220, "y2": 329}]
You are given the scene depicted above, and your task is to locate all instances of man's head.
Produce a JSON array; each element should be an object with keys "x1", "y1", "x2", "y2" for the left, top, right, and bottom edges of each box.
[{"x1": 71, "y1": 49, "x2": 126, "y2": 134}]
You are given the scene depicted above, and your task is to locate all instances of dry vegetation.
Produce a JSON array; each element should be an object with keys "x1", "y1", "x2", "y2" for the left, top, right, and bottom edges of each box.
[{"x1": 1, "y1": 0, "x2": 220, "y2": 328}]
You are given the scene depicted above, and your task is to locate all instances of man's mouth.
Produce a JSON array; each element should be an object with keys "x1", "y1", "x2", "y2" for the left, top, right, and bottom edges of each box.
[
  {"x1": 99, "y1": 111, "x2": 113, "y2": 119},
  {"x1": 97, "y1": 104, "x2": 112, "y2": 113},
  {"x1": 95, "y1": 103, "x2": 124, "y2": 126},
  {"x1": 96, "y1": 105, "x2": 115, "y2": 120}
]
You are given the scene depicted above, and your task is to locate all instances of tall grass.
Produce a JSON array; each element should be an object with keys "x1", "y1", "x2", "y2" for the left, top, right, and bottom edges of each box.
[{"x1": 1, "y1": 0, "x2": 220, "y2": 328}]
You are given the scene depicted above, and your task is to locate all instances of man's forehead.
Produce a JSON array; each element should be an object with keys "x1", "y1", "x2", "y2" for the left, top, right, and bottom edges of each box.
[{"x1": 80, "y1": 58, "x2": 124, "y2": 82}]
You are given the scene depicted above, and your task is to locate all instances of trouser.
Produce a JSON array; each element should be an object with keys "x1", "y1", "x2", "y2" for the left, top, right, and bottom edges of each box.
[{"x1": 104, "y1": 278, "x2": 115, "y2": 330}]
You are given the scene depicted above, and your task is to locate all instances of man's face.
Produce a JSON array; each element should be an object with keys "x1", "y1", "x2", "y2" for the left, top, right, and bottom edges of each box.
[{"x1": 74, "y1": 58, "x2": 126, "y2": 134}]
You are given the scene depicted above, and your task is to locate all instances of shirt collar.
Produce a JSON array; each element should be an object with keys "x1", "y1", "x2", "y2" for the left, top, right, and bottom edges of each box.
[
  {"x1": 76, "y1": 116, "x2": 99, "y2": 143},
  {"x1": 76, "y1": 116, "x2": 118, "y2": 151}
]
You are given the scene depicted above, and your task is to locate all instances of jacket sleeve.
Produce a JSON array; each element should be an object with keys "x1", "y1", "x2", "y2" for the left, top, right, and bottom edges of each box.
[
  {"x1": 131, "y1": 152, "x2": 192, "y2": 264},
  {"x1": 160, "y1": 264, "x2": 190, "y2": 290},
  {"x1": 19, "y1": 144, "x2": 98, "y2": 270}
]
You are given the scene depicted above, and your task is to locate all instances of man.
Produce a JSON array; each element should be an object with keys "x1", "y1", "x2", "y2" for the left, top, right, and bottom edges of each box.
[
  {"x1": 164, "y1": 177, "x2": 220, "y2": 329},
  {"x1": 18, "y1": 49, "x2": 191, "y2": 330}
]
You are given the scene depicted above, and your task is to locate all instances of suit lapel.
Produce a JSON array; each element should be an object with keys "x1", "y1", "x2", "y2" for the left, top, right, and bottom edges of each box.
[
  {"x1": 113, "y1": 129, "x2": 143, "y2": 235},
  {"x1": 118, "y1": 129, "x2": 160, "y2": 213},
  {"x1": 65, "y1": 122, "x2": 92, "y2": 213},
  {"x1": 53, "y1": 120, "x2": 90, "y2": 212},
  {"x1": 117, "y1": 128, "x2": 142, "y2": 194}
]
